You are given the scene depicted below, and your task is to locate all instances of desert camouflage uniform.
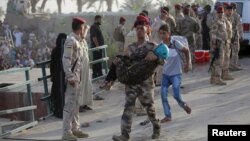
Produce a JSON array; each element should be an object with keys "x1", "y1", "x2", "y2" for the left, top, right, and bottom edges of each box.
[
  {"x1": 114, "y1": 41, "x2": 160, "y2": 140},
  {"x1": 230, "y1": 12, "x2": 243, "y2": 69},
  {"x1": 177, "y1": 15, "x2": 200, "y2": 61},
  {"x1": 222, "y1": 16, "x2": 234, "y2": 80},
  {"x1": 210, "y1": 15, "x2": 228, "y2": 85},
  {"x1": 62, "y1": 32, "x2": 85, "y2": 134}
]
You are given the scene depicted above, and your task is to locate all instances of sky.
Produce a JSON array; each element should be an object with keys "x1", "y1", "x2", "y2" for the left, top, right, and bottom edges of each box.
[{"x1": 0, "y1": 0, "x2": 216, "y2": 15}]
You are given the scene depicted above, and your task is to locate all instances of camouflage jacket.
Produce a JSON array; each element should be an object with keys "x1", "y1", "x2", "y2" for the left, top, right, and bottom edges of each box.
[{"x1": 62, "y1": 32, "x2": 87, "y2": 82}]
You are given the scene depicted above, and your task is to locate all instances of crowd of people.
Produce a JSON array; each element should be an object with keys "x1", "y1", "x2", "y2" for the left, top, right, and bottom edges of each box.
[{"x1": 0, "y1": 19, "x2": 55, "y2": 70}]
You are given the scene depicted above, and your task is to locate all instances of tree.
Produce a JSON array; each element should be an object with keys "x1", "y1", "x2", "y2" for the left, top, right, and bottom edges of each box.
[
  {"x1": 31, "y1": 0, "x2": 40, "y2": 13},
  {"x1": 57, "y1": 0, "x2": 62, "y2": 14},
  {"x1": 0, "y1": 7, "x2": 4, "y2": 19},
  {"x1": 121, "y1": 0, "x2": 157, "y2": 13},
  {"x1": 40, "y1": 0, "x2": 48, "y2": 12},
  {"x1": 85, "y1": 0, "x2": 119, "y2": 12}
]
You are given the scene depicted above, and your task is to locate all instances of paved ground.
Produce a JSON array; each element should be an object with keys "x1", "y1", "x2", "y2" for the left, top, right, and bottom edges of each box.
[{"x1": 1, "y1": 57, "x2": 250, "y2": 141}]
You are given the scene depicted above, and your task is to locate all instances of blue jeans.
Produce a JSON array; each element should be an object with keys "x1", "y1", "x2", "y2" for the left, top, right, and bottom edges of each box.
[{"x1": 161, "y1": 74, "x2": 185, "y2": 118}]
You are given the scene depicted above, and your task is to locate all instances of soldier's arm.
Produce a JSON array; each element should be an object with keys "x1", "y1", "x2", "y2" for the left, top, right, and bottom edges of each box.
[
  {"x1": 62, "y1": 37, "x2": 75, "y2": 82},
  {"x1": 237, "y1": 15, "x2": 243, "y2": 39}
]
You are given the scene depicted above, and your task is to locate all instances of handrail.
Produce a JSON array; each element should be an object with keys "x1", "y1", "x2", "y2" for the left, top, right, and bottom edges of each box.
[{"x1": 0, "y1": 67, "x2": 37, "y2": 138}]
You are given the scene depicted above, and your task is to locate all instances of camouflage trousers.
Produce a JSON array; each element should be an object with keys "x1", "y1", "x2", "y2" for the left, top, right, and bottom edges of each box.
[
  {"x1": 211, "y1": 41, "x2": 225, "y2": 78},
  {"x1": 63, "y1": 83, "x2": 81, "y2": 134},
  {"x1": 121, "y1": 82, "x2": 160, "y2": 139},
  {"x1": 223, "y1": 41, "x2": 231, "y2": 71},
  {"x1": 230, "y1": 38, "x2": 240, "y2": 66}
]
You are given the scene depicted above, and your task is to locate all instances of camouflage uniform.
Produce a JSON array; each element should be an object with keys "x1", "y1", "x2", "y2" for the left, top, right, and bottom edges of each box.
[
  {"x1": 166, "y1": 15, "x2": 177, "y2": 34},
  {"x1": 113, "y1": 42, "x2": 161, "y2": 141},
  {"x1": 174, "y1": 12, "x2": 184, "y2": 35},
  {"x1": 62, "y1": 32, "x2": 86, "y2": 135},
  {"x1": 222, "y1": 16, "x2": 234, "y2": 80},
  {"x1": 210, "y1": 15, "x2": 228, "y2": 85},
  {"x1": 230, "y1": 12, "x2": 243, "y2": 69},
  {"x1": 177, "y1": 15, "x2": 200, "y2": 60}
]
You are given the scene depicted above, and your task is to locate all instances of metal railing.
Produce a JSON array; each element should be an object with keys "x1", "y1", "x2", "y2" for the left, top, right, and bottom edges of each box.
[
  {"x1": 37, "y1": 45, "x2": 109, "y2": 119},
  {"x1": 0, "y1": 67, "x2": 38, "y2": 138}
]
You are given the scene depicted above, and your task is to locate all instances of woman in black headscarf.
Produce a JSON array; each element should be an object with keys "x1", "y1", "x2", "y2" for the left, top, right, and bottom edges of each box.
[{"x1": 50, "y1": 33, "x2": 67, "y2": 118}]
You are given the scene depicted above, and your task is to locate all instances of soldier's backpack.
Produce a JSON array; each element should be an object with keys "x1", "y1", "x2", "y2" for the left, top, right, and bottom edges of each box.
[
  {"x1": 171, "y1": 35, "x2": 192, "y2": 71},
  {"x1": 113, "y1": 26, "x2": 125, "y2": 42}
]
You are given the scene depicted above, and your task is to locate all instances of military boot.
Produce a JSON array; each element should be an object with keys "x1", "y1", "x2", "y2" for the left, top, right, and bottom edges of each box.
[
  {"x1": 222, "y1": 70, "x2": 234, "y2": 80},
  {"x1": 230, "y1": 64, "x2": 243, "y2": 71},
  {"x1": 210, "y1": 77, "x2": 227, "y2": 85},
  {"x1": 73, "y1": 130, "x2": 89, "y2": 138},
  {"x1": 62, "y1": 132, "x2": 77, "y2": 141},
  {"x1": 152, "y1": 121, "x2": 161, "y2": 139},
  {"x1": 112, "y1": 135, "x2": 129, "y2": 141}
]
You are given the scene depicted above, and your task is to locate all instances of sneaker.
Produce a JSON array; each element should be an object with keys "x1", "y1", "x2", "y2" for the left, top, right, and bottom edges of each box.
[
  {"x1": 183, "y1": 103, "x2": 191, "y2": 114},
  {"x1": 62, "y1": 132, "x2": 77, "y2": 141},
  {"x1": 93, "y1": 95, "x2": 104, "y2": 100},
  {"x1": 140, "y1": 119, "x2": 150, "y2": 126},
  {"x1": 112, "y1": 135, "x2": 129, "y2": 141},
  {"x1": 72, "y1": 130, "x2": 89, "y2": 138},
  {"x1": 160, "y1": 117, "x2": 171, "y2": 123}
]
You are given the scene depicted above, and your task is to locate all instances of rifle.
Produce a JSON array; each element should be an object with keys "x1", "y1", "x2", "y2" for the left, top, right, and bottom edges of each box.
[{"x1": 208, "y1": 39, "x2": 220, "y2": 72}]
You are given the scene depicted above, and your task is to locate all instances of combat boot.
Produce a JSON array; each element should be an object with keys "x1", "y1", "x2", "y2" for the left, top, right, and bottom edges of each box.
[
  {"x1": 210, "y1": 77, "x2": 226, "y2": 85},
  {"x1": 112, "y1": 135, "x2": 129, "y2": 141},
  {"x1": 222, "y1": 70, "x2": 234, "y2": 80},
  {"x1": 152, "y1": 128, "x2": 160, "y2": 139},
  {"x1": 152, "y1": 121, "x2": 161, "y2": 139},
  {"x1": 73, "y1": 130, "x2": 89, "y2": 138},
  {"x1": 62, "y1": 132, "x2": 77, "y2": 141},
  {"x1": 230, "y1": 65, "x2": 243, "y2": 71}
]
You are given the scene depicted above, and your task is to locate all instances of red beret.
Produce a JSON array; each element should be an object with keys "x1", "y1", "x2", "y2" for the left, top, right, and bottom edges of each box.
[
  {"x1": 134, "y1": 15, "x2": 149, "y2": 27},
  {"x1": 73, "y1": 17, "x2": 86, "y2": 24},
  {"x1": 216, "y1": 6, "x2": 224, "y2": 13},
  {"x1": 120, "y1": 16, "x2": 126, "y2": 22},
  {"x1": 223, "y1": 2, "x2": 230, "y2": 7},
  {"x1": 175, "y1": 4, "x2": 182, "y2": 10}
]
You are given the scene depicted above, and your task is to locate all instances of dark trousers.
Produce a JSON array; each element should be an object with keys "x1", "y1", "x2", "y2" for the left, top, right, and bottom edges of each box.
[
  {"x1": 105, "y1": 62, "x2": 117, "y2": 82},
  {"x1": 202, "y1": 32, "x2": 210, "y2": 50},
  {"x1": 92, "y1": 50, "x2": 103, "y2": 78}
]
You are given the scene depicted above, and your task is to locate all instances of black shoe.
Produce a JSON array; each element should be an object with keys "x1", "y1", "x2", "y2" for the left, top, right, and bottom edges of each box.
[
  {"x1": 93, "y1": 95, "x2": 104, "y2": 100},
  {"x1": 83, "y1": 105, "x2": 92, "y2": 110}
]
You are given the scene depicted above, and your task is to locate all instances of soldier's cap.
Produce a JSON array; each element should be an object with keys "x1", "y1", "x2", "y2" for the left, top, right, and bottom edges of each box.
[
  {"x1": 216, "y1": 6, "x2": 224, "y2": 13},
  {"x1": 134, "y1": 15, "x2": 149, "y2": 27},
  {"x1": 73, "y1": 17, "x2": 86, "y2": 24},
  {"x1": 231, "y1": 3, "x2": 237, "y2": 9},
  {"x1": 225, "y1": 5, "x2": 233, "y2": 10},
  {"x1": 222, "y1": 2, "x2": 230, "y2": 7},
  {"x1": 214, "y1": 2, "x2": 221, "y2": 9},
  {"x1": 174, "y1": 4, "x2": 182, "y2": 10},
  {"x1": 120, "y1": 16, "x2": 126, "y2": 22}
]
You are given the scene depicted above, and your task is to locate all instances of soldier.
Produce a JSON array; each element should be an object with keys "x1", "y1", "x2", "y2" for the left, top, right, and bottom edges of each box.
[
  {"x1": 206, "y1": 2, "x2": 222, "y2": 29},
  {"x1": 230, "y1": 3, "x2": 243, "y2": 71},
  {"x1": 210, "y1": 6, "x2": 228, "y2": 85},
  {"x1": 62, "y1": 17, "x2": 89, "y2": 141},
  {"x1": 222, "y1": 5, "x2": 234, "y2": 80},
  {"x1": 174, "y1": 4, "x2": 184, "y2": 35},
  {"x1": 112, "y1": 16, "x2": 161, "y2": 141},
  {"x1": 177, "y1": 7, "x2": 200, "y2": 61}
]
